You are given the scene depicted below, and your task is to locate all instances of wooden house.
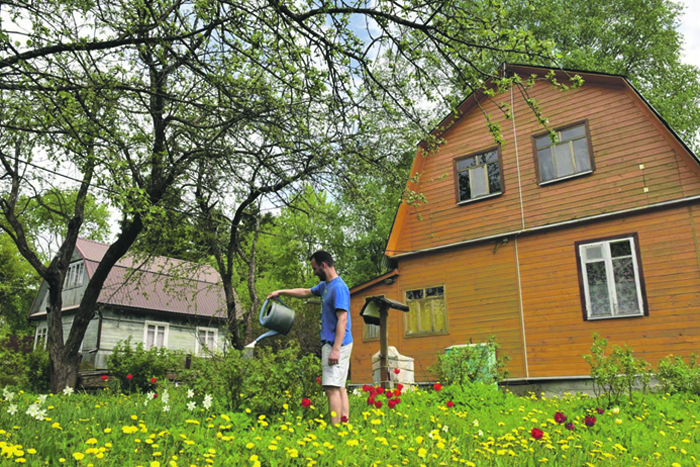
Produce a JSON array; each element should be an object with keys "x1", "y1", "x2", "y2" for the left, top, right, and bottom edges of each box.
[
  {"x1": 28, "y1": 238, "x2": 227, "y2": 370},
  {"x1": 349, "y1": 64, "x2": 700, "y2": 386}
]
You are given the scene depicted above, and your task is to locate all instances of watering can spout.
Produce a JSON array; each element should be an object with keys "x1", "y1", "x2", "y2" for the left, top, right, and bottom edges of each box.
[{"x1": 251, "y1": 298, "x2": 296, "y2": 344}]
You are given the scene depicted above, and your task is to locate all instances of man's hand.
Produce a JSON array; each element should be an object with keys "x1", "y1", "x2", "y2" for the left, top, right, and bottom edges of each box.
[
  {"x1": 267, "y1": 290, "x2": 281, "y2": 299},
  {"x1": 328, "y1": 347, "x2": 340, "y2": 366}
]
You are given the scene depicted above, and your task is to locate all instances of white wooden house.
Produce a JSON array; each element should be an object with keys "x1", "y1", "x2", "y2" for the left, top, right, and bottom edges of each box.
[{"x1": 28, "y1": 238, "x2": 227, "y2": 369}]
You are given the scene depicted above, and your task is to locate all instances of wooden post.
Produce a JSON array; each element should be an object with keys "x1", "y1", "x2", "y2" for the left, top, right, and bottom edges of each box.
[{"x1": 379, "y1": 306, "x2": 389, "y2": 389}]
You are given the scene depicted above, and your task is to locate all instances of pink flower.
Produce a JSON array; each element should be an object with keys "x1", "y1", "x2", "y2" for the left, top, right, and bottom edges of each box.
[
  {"x1": 446, "y1": 401, "x2": 455, "y2": 408},
  {"x1": 554, "y1": 412, "x2": 567, "y2": 424},
  {"x1": 301, "y1": 398, "x2": 312, "y2": 408},
  {"x1": 531, "y1": 428, "x2": 544, "y2": 440},
  {"x1": 584, "y1": 415, "x2": 596, "y2": 427},
  {"x1": 433, "y1": 383, "x2": 442, "y2": 392}
]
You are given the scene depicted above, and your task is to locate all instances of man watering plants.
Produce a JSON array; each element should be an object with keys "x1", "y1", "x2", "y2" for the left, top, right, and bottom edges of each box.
[{"x1": 267, "y1": 250, "x2": 353, "y2": 425}]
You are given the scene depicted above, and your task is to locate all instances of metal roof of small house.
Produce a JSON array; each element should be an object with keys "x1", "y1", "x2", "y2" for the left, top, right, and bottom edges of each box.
[{"x1": 31, "y1": 238, "x2": 227, "y2": 320}]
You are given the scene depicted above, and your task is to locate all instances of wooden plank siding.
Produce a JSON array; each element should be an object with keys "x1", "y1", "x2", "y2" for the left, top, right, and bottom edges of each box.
[
  {"x1": 518, "y1": 206, "x2": 700, "y2": 377},
  {"x1": 350, "y1": 241, "x2": 526, "y2": 383},
  {"x1": 390, "y1": 76, "x2": 700, "y2": 256}
]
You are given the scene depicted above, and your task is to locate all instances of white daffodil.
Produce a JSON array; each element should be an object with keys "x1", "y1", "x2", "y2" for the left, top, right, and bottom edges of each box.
[
  {"x1": 62, "y1": 386, "x2": 74, "y2": 396},
  {"x1": 7, "y1": 404, "x2": 17, "y2": 415},
  {"x1": 187, "y1": 401, "x2": 196, "y2": 411},
  {"x1": 187, "y1": 389, "x2": 195, "y2": 399},
  {"x1": 203, "y1": 394, "x2": 213, "y2": 410},
  {"x1": 37, "y1": 394, "x2": 48, "y2": 404}
]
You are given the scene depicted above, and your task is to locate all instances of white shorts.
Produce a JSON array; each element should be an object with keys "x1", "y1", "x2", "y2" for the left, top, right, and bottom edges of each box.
[{"x1": 321, "y1": 343, "x2": 353, "y2": 387}]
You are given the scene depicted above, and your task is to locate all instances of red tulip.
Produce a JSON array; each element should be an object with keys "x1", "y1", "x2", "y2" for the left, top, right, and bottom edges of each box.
[
  {"x1": 367, "y1": 396, "x2": 375, "y2": 405},
  {"x1": 376, "y1": 387, "x2": 384, "y2": 395},
  {"x1": 151, "y1": 377, "x2": 157, "y2": 384},
  {"x1": 317, "y1": 376, "x2": 322, "y2": 385},
  {"x1": 554, "y1": 412, "x2": 567, "y2": 424},
  {"x1": 433, "y1": 383, "x2": 442, "y2": 392},
  {"x1": 565, "y1": 422, "x2": 575, "y2": 431},
  {"x1": 126, "y1": 374, "x2": 133, "y2": 380},
  {"x1": 385, "y1": 391, "x2": 393, "y2": 399},
  {"x1": 531, "y1": 428, "x2": 544, "y2": 440},
  {"x1": 340, "y1": 415, "x2": 348, "y2": 423},
  {"x1": 153, "y1": 393, "x2": 158, "y2": 399},
  {"x1": 101, "y1": 375, "x2": 108, "y2": 381},
  {"x1": 596, "y1": 408, "x2": 605, "y2": 414},
  {"x1": 374, "y1": 400, "x2": 383, "y2": 409},
  {"x1": 301, "y1": 398, "x2": 312, "y2": 408},
  {"x1": 396, "y1": 384, "x2": 404, "y2": 391},
  {"x1": 446, "y1": 401, "x2": 455, "y2": 408},
  {"x1": 584, "y1": 416, "x2": 596, "y2": 427},
  {"x1": 394, "y1": 368, "x2": 400, "y2": 374},
  {"x1": 388, "y1": 400, "x2": 397, "y2": 409}
]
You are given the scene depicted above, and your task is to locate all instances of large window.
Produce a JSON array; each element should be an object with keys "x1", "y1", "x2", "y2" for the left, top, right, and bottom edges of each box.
[
  {"x1": 195, "y1": 327, "x2": 218, "y2": 356},
  {"x1": 143, "y1": 322, "x2": 169, "y2": 350},
  {"x1": 576, "y1": 234, "x2": 647, "y2": 320},
  {"x1": 454, "y1": 148, "x2": 502, "y2": 203},
  {"x1": 534, "y1": 122, "x2": 594, "y2": 184},
  {"x1": 405, "y1": 286, "x2": 448, "y2": 336},
  {"x1": 64, "y1": 262, "x2": 85, "y2": 289}
]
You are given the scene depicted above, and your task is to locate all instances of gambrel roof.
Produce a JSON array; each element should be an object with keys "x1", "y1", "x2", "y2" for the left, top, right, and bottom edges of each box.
[
  {"x1": 29, "y1": 238, "x2": 226, "y2": 320},
  {"x1": 385, "y1": 64, "x2": 700, "y2": 259}
]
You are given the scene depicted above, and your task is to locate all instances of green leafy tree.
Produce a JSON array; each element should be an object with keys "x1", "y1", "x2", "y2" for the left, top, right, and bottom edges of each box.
[
  {"x1": 0, "y1": 233, "x2": 40, "y2": 333},
  {"x1": 1, "y1": 0, "x2": 559, "y2": 390}
]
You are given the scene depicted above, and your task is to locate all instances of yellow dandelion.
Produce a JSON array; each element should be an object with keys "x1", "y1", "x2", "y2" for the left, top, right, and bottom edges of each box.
[
  {"x1": 86, "y1": 438, "x2": 98, "y2": 445},
  {"x1": 104, "y1": 428, "x2": 112, "y2": 434},
  {"x1": 73, "y1": 452, "x2": 85, "y2": 461}
]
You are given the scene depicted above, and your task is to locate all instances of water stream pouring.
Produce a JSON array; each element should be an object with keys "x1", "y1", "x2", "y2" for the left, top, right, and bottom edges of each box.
[{"x1": 247, "y1": 298, "x2": 296, "y2": 348}]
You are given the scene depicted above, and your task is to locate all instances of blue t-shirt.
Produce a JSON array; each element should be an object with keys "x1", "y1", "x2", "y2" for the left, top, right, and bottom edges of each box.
[{"x1": 311, "y1": 276, "x2": 353, "y2": 346}]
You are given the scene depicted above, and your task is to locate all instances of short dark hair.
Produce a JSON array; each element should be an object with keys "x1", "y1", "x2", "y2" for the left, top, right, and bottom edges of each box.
[{"x1": 310, "y1": 250, "x2": 335, "y2": 267}]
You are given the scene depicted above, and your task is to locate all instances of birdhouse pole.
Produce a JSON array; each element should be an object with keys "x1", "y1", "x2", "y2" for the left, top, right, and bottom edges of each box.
[{"x1": 379, "y1": 306, "x2": 390, "y2": 389}]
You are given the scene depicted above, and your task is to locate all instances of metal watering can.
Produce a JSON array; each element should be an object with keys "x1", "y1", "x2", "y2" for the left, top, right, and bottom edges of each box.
[{"x1": 252, "y1": 298, "x2": 296, "y2": 344}]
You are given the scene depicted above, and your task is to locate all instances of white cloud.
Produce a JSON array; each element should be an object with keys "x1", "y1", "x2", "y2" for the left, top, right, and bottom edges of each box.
[{"x1": 677, "y1": 0, "x2": 700, "y2": 68}]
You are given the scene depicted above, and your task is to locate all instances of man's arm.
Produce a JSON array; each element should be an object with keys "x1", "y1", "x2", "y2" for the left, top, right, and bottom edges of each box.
[
  {"x1": 267, "y1": 288, "x2": 313, "y2": 299},
  {"x1": 328, "y1": 310, "x2": 347, "y2": 365}
]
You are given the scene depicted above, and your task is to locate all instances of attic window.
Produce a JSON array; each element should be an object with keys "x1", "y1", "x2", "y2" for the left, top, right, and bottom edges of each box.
[
  {"x1": 534, "y1": 122, "x2": 594, "y2": 184},
  {"x1": 64, "y1": 262, "x2": 85, "y2": 289},
  {"x1": 454, "y1": 147, "x2": 503, "y2": 204}
]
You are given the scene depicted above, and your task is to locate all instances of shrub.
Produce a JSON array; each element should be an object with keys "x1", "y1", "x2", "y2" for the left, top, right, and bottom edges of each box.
[
  {"x1": 0, "y1": 338, "x2": 28, "y2": 388},
  {"x1": 656, "y1": 354, "x2": 700, "y2": 395},
  {"x1": 107, "y1": 337, "x2": 183, "y2": 393},
  {"x1": 583, "y1": 333, "x2": 651, "y2": 407},
  {"x1": 182, "y1": 340, "x2": 322, "y2": 415},
  {"x1": 429, "y1": 335, "x2": 510, "y2": 389},
  {"x1": 25, "y1": 347, "x2": 51, "y2": 393}
]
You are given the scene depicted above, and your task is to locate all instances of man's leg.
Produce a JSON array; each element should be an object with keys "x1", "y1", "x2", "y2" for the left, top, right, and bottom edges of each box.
[
  {"x1": 340, "y1": 387, "x2": 349, "y2": 422},
  {"x1": 324, "y1": 386, "x2": 342, "y2": 425}
]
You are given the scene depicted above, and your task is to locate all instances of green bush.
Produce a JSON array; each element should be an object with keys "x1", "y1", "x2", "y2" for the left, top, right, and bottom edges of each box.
[
  {"x1": 25, "y1": 347, "x2": 51, "y2": 393},
  {"x1": 182, "y1": 340, "x2": 322, "y2": 415},
  {"x1": 656, "y1": 354, "x2": 700, "y2": 395},
  {"x1": 429, "y1": 335, "x2": 510, "y2": 389},
  {"x1": 0, "y1": 339, "x2": 28, "y2": 388},
  {"x1": 583, "y1": 333, "x2": 651, "y2": 407},
  {"x1": 107, "y1": 337, "x2": 184, "y2": 393}
]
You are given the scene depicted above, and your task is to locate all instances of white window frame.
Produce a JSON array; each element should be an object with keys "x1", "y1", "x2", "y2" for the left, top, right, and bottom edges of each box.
[
  {"x1": 34, "y1": 324, "x2": 48, "y2": 349},
  {"x1": 64, "y1": 262, "x2": 86, "y2": 289},
  {"x1": 143, "y1": 321, "x2": 169, "y2": 350},
  {"x1": 578, "y1": 235, "x2": 645, "y2": 320},
  {"x1": 194, "y1": 326, "x2": 219, "y2": 356}
]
